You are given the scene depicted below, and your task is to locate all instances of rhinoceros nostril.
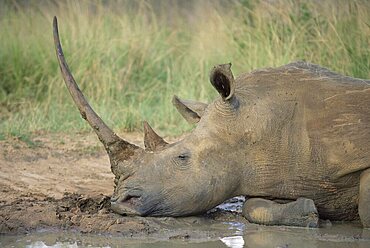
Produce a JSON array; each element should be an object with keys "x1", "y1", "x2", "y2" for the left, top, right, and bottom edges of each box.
[
  {"x1": 121, "y1": 194, "x2": 141, "y2": 205},
  {"x1": 111, "y1": 187, "x2": 142, "y2": 206},
  {"x1": 110, "y1": 193, "x2": 142, "y2": 216},
  {"x1": 130, "y1": 196, "x2": 141, "y2": 206}
]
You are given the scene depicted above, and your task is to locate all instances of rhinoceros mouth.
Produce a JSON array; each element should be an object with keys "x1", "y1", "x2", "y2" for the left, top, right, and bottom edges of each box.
[{"x1": 110, "y1": 193, "x2": 142, "y2": 216}]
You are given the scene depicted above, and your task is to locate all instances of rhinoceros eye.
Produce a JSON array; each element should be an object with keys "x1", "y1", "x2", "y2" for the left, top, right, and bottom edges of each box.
[
  {"x1": 173, "y1": 152, "x2": 191, "y2": 170},
  {"x1": 178, "y1": 154, "x2": 189, "y2": 160}
]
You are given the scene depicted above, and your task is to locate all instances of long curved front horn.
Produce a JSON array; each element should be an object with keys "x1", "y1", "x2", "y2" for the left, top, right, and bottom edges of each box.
[{"x1": 53, "y1": 16, "x2": 141, "y2": 168}]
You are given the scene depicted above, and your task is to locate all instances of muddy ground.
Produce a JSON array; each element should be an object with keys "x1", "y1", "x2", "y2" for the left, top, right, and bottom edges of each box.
[
  {"x1": 0, "y1": 131, "x2": 247, "y2": 238},
  {"x1": 1, "y1": 132, "x2": 370, "y2": 248}
]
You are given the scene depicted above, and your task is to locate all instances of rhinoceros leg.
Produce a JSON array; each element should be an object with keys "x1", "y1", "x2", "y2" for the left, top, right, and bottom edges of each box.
[
  {"x1": 242, "y1": 198, "x2": 319, "y2": 227},
  {"x1": 359, "y1": 169, "x2": 370, "y2": 228}
]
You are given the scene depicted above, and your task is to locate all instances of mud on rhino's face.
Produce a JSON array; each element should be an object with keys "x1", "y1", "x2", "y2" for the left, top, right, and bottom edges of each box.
[
  {"x1": 110, "y1": 136, "x2": 230, "y2": 216},
  {"x1": 110, "y1": 128, "x2": 245, "y2": 216}
]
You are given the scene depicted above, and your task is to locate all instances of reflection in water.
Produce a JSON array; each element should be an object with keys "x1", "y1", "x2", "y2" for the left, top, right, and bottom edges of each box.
[
  {"x1": 224, "y1": 221, "x2": 245, "y2": 235},
  {"x1": 26, "y1": 241, "x2": 80, "y2": 248},
  {"x1": 220, "y1": 236, "x2": 245, "y2": 248},
  {"x1": 2, "y1": 222, "x2": 370, "y2": 248}
]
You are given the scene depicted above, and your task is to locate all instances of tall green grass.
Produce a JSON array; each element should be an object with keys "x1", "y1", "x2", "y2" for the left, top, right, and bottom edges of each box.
[{"x1": 0, "y1": 0, "x2": 369, "y2": 137}]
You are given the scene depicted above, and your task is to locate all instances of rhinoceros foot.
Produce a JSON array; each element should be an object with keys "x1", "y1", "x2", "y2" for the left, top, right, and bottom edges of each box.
[{"x1": 242, "y1": 197, "x2": 319, "y2": 228}]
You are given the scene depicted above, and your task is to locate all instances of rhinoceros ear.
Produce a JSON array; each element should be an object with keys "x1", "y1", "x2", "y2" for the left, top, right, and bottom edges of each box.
[
  {"x1": 172, "y1": 95, "x2": 208, "y2": 124},
  {"x1": 210, "y1": 63, "x2": 235, "y2": 100},
  {"x1": 143, "y1": 121, "x2": 168, "y2": 152}
]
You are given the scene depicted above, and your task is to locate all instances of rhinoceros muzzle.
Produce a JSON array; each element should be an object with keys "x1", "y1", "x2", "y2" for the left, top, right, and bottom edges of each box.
[{"x1": 110, "y1": 193, "x2": 143, "y2": 216}]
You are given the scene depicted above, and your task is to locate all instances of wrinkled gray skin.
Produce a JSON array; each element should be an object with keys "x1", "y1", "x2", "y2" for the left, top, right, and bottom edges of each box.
[{"x1": 53, "y1": 17, "x2": 370, "y2": 227}]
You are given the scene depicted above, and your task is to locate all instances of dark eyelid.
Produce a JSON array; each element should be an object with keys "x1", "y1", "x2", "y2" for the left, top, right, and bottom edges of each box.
[{"x1": 178, "y1": 153, "x2": 190, "y2": 160}]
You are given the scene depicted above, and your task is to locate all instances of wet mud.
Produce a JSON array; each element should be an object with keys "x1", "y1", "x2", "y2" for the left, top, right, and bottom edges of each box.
[
  {"x1": 0, "y1": 132, "x2": 245, "y2": 238},
  {"x1": 0, "y1": 190, "x2": 246, "y2": 238}
]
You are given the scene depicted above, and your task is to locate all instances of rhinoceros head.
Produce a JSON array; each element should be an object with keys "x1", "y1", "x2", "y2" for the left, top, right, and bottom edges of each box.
[{"x1": 53, "y1": 17, "x2": 243, "y2": 216}]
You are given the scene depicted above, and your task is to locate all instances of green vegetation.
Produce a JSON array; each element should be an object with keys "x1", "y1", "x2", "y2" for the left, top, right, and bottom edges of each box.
[{"x1": 1, "y1": 0, "x2": 369, "y2": 137}]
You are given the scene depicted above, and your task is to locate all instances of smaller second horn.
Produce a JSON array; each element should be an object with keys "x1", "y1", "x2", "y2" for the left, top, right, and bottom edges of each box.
[{"x1": 143, "y1": 121, "x2": 168, "y2": 152}]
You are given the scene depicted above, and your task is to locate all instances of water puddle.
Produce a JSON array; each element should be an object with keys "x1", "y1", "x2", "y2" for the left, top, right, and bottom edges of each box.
[
  {"x1": 2, "y1": 222, "x2": 370, "y2": 248},
  {"x1": 220, "y1": 236, "x2": 245, "y2": 248},
  {"x1": 2, "y1": 197, "x2": 370, "y2": 248}
]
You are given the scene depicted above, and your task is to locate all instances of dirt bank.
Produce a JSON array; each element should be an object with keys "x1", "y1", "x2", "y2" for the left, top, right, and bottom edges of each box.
[{"x1": 0, "y1": 132, "x2": 246, "y2": 238}]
